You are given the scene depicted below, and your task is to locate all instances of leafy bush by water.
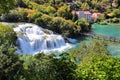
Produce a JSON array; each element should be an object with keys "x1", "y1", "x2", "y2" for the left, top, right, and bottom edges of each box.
[{"x1": 0, "y1": 23, "x2": 16, "y2": 44}]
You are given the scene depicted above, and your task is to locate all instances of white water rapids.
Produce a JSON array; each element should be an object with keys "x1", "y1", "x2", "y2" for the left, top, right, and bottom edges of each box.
[{"x1": 14, "y1": 23, "x2": 71, "y2": 54}]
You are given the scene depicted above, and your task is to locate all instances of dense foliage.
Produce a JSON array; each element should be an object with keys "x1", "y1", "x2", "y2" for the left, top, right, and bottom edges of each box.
[
  {"x1": 0, "y1": 0, "x2": 92, "y2": 37},
  {"x1": 76, "y1": 54, "x2": 120, "y2": 80},
  {"x1": 0, "y1": 26, "x2": 120, "y2": 80},
  {"x1": 75, "y1": 18, "x2": 90, "y2": 32},
  {"x1": 0, "y1": 0, "x2": 120, "y2": 80},
  {"x1": 19, "y1": 54, "x2": 57, "y2": 80},
  {"x1": 34, "y1": 14, "x2": 80, "y2": 37},
  {"x1": 0, "y1": 0, "x2": 15, "y2": 14},
  {"x1": 69, "y1": 40, "x2": 120, "y2": 80},
  {"x1": 0, "y1": 24, "x2": 23, "y2": 80},
  {"x1": 0, "y1": 23, "x2": 16, "y2": 44}
]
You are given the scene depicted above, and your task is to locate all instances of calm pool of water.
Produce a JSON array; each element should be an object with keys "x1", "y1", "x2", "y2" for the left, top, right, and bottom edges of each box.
[
  {"x1": 92, "y1": 24, "x2": 120, "y2": 56},
  {"x1": 92, "y1": 24, "x2": 120, "y2": 38},
  {"x1": 72, "y1": 24, "x2": 120, "y2": 57}
]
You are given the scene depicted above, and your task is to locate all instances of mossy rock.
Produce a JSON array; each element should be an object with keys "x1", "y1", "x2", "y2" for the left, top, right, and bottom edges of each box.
[{"x1": 43, "y1": 29, "x2": 51, "y2": 34}]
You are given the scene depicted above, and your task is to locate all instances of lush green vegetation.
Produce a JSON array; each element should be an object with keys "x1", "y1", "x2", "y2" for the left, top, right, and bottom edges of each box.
[
  {"x1": 0, "y1": 24, "x2": 120, "y2": 79},
  {"x1": 0, "y1": 23, "x2": 16, "y2": 44},
  {"x1": 74, "y1": 0, "x2": 120, "y2": 24},
  {"x1": 0, "y1": 0, "x2": 92, "y2": 37},
  {"x1": 0, "y1": 0, "x2": 15, "y2": 13},
  {"x1": 1, "y1": 31, "x2": 120, "y2": 80},
  {"x1": 1, "y1": 0, "x2": 120, "y2": 35},
  {"x1": 0, "y1": 0, "x2": 120, "y2": 80},
  {"x1": 0, "y1": 24, "x2": 23, "y2": 80}
]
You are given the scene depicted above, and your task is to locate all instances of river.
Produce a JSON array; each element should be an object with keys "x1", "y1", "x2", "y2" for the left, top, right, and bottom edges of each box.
[
  {"x1": 72, "y1": 24, "x2": 120, "y2": 57},
  {"x1": 1, "y1": 22, "x2": 120, "y2": 56}
]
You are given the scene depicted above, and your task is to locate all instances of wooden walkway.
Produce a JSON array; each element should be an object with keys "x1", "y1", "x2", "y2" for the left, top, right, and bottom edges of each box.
[{"x1": 80, "y1": 33, "x2": 120, "y2": 42}]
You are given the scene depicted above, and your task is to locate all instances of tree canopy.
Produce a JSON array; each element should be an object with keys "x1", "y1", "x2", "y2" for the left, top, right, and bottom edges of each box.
[{"x1": 0, "y1": 0, "x2": 15, "y2": 14}]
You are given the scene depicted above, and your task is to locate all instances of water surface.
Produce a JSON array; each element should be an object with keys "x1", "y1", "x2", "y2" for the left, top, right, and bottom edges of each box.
[
  {"x1": 92, "y1": 24, "x2": 120, "y2": 56},
  {"x1": 92, "y1": 24, "x2": 120, "y2": 38}
]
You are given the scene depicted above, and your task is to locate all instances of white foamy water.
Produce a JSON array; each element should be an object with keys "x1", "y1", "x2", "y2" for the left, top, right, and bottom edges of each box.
[{"x1": 14, "y1": 23, "x2": 71, "y2": 54}]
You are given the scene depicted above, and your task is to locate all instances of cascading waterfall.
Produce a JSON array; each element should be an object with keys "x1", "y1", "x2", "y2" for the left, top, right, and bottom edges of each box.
[{"x1": 14, "y1": 23, "x2": 70, "y2": 54}]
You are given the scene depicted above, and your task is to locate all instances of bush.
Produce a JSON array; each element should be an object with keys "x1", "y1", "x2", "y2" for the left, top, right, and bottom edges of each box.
[
  {"x1": 75, "y1": 18, "x2": 90, "y2": 32},
  {"x1": 1, "y1": 13, "x2": 20, "y2": 22},
  {"x1": 0, "y1": 24, "x2": 16, "y2": 44},
  {"x1": 112, "y1": 17, "x2": 119, "y2": 23},
  {"x1": 99, "y1": 21, "x2": 108, "y2": 25},
  {"x1": 111, "y1": 9, "x2": 120, "y2": 18}
]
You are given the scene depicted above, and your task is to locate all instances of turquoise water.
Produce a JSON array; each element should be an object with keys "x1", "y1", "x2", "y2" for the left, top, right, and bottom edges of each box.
[
  {"x1": 72, "y1": 24, "x2": 120, "y2": 57},
  {"x1": 107, "y1": 44, "x2": 120, "y2": 56},
  {"x1": 92, "y1": 24, "x2": 120, "y2": 56},
  {"x1": 92, "y1": 24, "x2": 120, "y2": 38},
  {"x1": 2, "y1": 22, "x2": 120, "y2": 56}
]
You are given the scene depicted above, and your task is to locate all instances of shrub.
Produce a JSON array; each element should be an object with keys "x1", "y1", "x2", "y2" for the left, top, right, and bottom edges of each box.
[
  {"x1": 75, "y1": 18, "x2": 90, "y2": 32},
  {"x1": 111, "y1": 9, "x2": 120, "y2": 18},
  {"x1": 0, "y1": 44, "x2": 23, "y2": 80},
  {"x1": 112, "y1": 17, "x2": 119, "y2": 23},
  {"x1": 43, "y1": 29, "x2": 51, "y2": 34},
  {"x1": 99, "y1": 21, "x2": 108, "y2": 25},
  {"x1": 0, "y1": 23, "x2": 16, "y2": 44}
]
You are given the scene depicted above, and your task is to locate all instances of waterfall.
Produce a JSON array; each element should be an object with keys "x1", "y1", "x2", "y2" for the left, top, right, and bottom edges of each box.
[{"x1": 14, "y1": 23, "x2": 70, "y2": 54}]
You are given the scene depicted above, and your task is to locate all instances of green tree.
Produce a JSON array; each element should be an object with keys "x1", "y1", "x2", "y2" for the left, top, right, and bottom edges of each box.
[
  {"x1": 111, "y1": 9, "x2": 120, "y2": 17},
  {"x1": 0, "y1": 24, "x2": 23, "y2": 80},
  {"x1": 0, "y1": 23, "x2": 16, "y2": 44},
  {"x1": 45, "y1": 6, "x2": 56, "y2": 16},
  {"x1": 75, "y1": 54, "x2": 120, "y2": 80},
  {"x1": 81, "y1": 2, "x2": 90, "y2": 10},
  {"x1": 0, "y1": 0, "x2": 15, "y2": 14},
  {"x1": 57, "y1": 4, "x2": 72, "y2": 19},
  {"x1": 54, "y1": 52, "x2": 77, "y2": 80},
  {"x1": 69, "y1": 40, "x2": 120, "y2": 79},
  {"x1": 15, "y1": 0, "x2": 27, "y2": 8},
  {"x1": 0, "y1": 43, "x2": 23, "y2": 80},
  {"x1": 34, "y1": 14, "x2": 80, "y2": 37},
  {"x1": 75, "y1": 18, "x2": 90, "y2": 32},
  {"x1": 20, "y1": 53, "x2": 57, "y2": 80}
]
